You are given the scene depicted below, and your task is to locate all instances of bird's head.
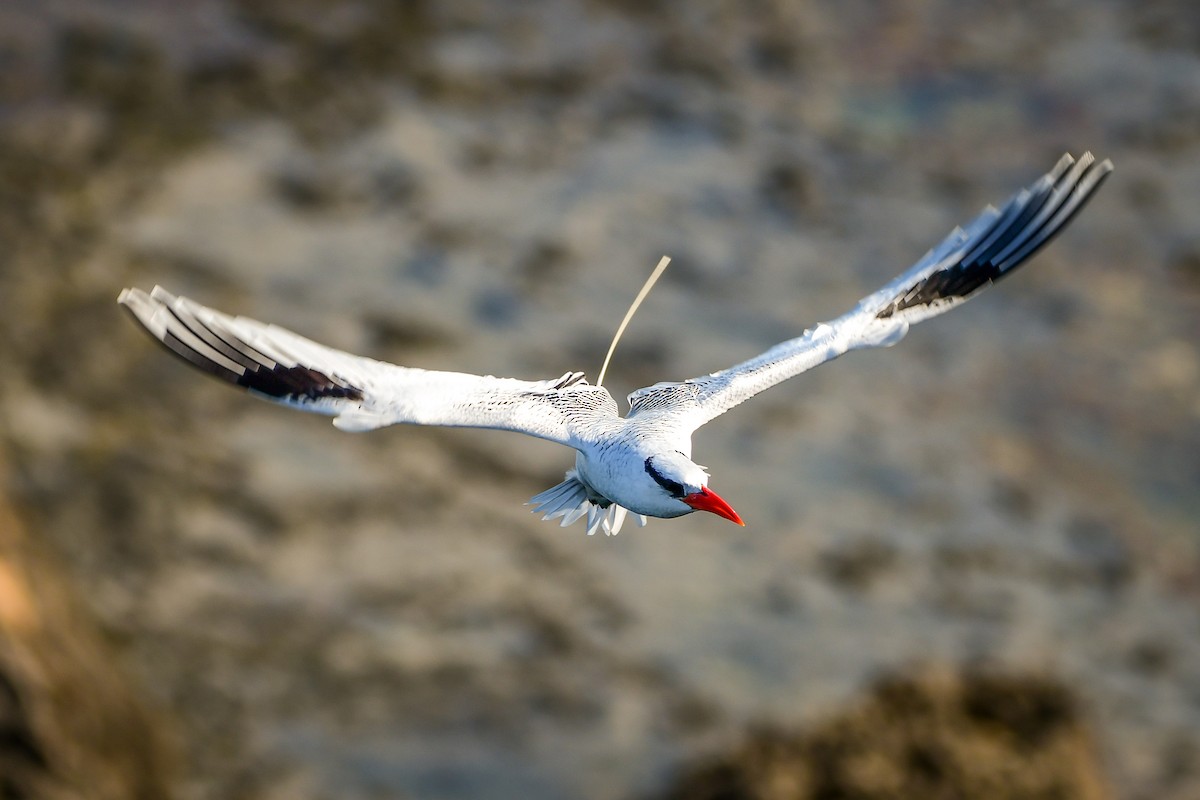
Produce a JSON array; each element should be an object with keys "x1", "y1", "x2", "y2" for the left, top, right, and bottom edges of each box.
[{"x1": 643, "y1": 453, "x2": 744, "y2": 526}]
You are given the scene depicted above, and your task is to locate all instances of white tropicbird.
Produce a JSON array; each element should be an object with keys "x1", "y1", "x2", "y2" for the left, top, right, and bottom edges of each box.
[{"x1": 120, "y1": 152, "x2": 1112, "y2": 536}]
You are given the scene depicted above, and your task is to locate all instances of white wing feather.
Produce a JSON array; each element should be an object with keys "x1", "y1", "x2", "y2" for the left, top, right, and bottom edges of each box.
[
  {"x1": 627, "y1": 152, "x2": 1113, "y2": 435},
  {"x1": 118, "y1": 286, "x2": 618, "y2": 447}
]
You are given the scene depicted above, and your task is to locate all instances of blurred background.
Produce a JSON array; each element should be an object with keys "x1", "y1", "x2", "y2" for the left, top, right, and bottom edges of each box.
[{"x1": 1, "y1": 1, "x2": 1198, "y2": 798}]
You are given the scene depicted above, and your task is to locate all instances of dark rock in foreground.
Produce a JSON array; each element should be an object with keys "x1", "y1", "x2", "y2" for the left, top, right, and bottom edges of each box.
[{"x1": 655, "y1": 668, "x2": 1109, "y2": 800}]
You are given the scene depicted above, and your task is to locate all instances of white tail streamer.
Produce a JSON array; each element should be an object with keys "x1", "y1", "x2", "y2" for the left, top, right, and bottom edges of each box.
[{"x1": 597, "y1": 255, "x2": 672, "y2": 388}]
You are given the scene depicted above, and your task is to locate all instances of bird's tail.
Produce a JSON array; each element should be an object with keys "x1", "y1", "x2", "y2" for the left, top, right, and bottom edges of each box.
[{"x1": 527, "y1": 470, "x2": 648, "y2": 536}]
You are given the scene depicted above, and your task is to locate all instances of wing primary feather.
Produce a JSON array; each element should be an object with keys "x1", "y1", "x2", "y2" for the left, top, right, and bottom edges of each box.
[
  {"x1": 955, "y1": 156, "x2": 1072, "y2": 269},
  {"x1": 120, "y1": 288, "x2": 243, "y2": 381},
  {"x1": 875, "y1": 153, "x2": 1110, "y2": 321},
  {"x1": 158, "y1": 328, "x2": 243, "y2": 382},
  {"x1": 987, "y1": 152, "x2": 1094, "y2": 268},
  {"x1": 624, "y1": 151, "x2": 1113, "y2": 436},
  {"x1": 198, "y1": 314, "x2": 283, "y2": 371},
  {"x1": 124, "y1": 288, "x2": 365, "y2": 404},
  {"x1": 958, "y1": 191, "x2": 1032, "y2": 268},
  {"x1": 964, "y1": 169, "x2": 1060, "y2": 267},
  {"x1": 996, "y1": 157, "x2": 1113, "y2": 271},
  {"x1": 148, "y1": 286, "x2": 274, "y2": 371},
  {"x1": 122, "y1": 288, "x2": 617, "y2": 445},
  {"x1": 168, "y1": 294, "x2": 269, "y2": 371},
  {"x1": 154, "y1": 301, "x2": 251, "y2": 376}
]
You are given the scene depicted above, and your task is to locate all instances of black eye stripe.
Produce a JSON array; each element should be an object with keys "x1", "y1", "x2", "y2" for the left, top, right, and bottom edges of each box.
[{"x1": 645, "y1": 457, "x2": 685, "y2": 498}]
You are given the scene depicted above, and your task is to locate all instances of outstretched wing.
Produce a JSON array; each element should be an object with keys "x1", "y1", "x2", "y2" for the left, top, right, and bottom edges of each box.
[
  {"x1": 119, "y1": 286, "x2": 617, "y2": 446},
  {"x1": 627, "y1": 151, "x2": 1113, "y2": 434}
]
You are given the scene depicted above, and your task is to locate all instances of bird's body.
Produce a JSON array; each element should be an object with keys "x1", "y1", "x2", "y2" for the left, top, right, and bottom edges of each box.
[{"x1": 120, "y1": 152, "x2": 1113, "y2": 535}]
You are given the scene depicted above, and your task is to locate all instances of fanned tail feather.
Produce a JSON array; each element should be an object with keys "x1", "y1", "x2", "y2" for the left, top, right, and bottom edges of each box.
[{"x1": 527, "y1": 470, "x2": 648, "y2": 536}]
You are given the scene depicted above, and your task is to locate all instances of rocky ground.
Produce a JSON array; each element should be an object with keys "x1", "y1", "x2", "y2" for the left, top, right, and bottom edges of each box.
[{"x1": 1, "y1": 1, "x2": 1199, "y2": 798}]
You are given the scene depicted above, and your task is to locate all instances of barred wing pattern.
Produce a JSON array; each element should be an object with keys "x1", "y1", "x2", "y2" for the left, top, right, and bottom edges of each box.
[
  {"x1": 119, "y1": 287, "x2": 619, "y2": 446},
  {"x1": 627, "y1": 152, "x2": 1113, "y2": 435}
]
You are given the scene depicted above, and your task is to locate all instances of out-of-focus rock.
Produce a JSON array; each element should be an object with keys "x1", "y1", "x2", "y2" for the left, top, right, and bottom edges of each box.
[
  {"x1": 654, "y1": 668, "x2": 1110, "y2": 800},
  {"x1": 0, "y1": 458, "x2": 174, "y2": 800}
]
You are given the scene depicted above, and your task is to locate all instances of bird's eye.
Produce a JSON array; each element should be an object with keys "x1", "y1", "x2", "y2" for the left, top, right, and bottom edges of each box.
[{"x1": 645, "y1": 457, "x2": 686, "y2": 498}]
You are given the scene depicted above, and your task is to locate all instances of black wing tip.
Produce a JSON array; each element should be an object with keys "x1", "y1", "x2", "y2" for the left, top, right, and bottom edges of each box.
[
  {"x1": 237, "y1": 363, "x2": 365, "y2": 402},
  {"x1": 120, "y1": 285, "x2": 365, "y2": 404},
  {"x1": 876, "y1": 151, "x2": 1112, "y2": 320},
  {"x1": 988, "y1": 151, "x2": 1112, "y2": 273}
]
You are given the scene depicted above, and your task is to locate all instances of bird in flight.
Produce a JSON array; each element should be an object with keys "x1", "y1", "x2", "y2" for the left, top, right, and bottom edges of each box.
[{"x1": 120, "y1": 152, "x2": 1112, "y2": 536}]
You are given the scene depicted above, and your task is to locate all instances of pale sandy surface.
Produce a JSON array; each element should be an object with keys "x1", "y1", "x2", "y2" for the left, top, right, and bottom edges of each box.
[{"x1": 1, "y1": 2, "x2": 1199, "y2": 798}]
